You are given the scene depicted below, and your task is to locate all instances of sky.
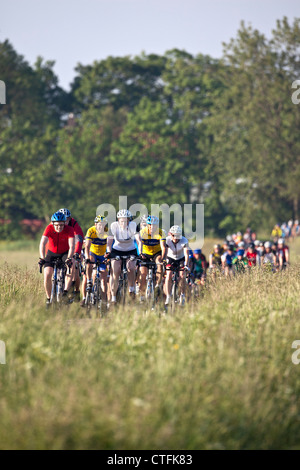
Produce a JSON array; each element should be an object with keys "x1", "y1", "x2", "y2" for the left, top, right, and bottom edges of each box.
[{"x1": 1, "y1": 0, "x2": 300, "y2": 91}]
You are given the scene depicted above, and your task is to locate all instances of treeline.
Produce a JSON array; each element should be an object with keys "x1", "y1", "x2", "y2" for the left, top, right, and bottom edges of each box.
[{"x1": 0, "y1": 17, "x2": 299, "y2": 238}]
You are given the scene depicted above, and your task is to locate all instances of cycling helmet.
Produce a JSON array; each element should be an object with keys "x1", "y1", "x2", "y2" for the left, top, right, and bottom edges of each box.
[
  {"x1": 264, "y1": 241, "x2": 272, "y2": 248},
  {"x1": 140, "y1": 214, "x2": 148, "y2": 225},
  {"x1": 117, "y1": 209, "x2": 132, "y2": 218},
  {"x1": 194, "y1": 249, "x2": 202, "y2": 254},
  {"x1": 94, "y1": 215, "x2": 107, "y2": 223},
  {"x1": 278, "y1": 238, "x2": 284, "y2": 245},
  {"x1": 51, "y1": 211, "x2": 66, "y2": 222},
  {"x1": 59, "y1": 208, "x2": 71, "y2": 218},
  {"x1": 254, "y1": 240, "x2": 260, "y2": 246},
  {"x1": 249, "y1": 242, "x2": 255, "y2": 249},
  {"x1": 169, "y1": 225, "x2": 182, "y2": 239},
  {"x1": 214, "y1": 244, "x2": 221, "y2": 250},
  {"x1": 238, "y1": 241, "x2": 245, "y2": 248},
  {"x1": 188, "y1": 249, "x2": 194, "y2": 257},
  {"x1": 237, "y1": 249, "x2": 244, "y2": 257},
  {"x1": 147, "y1": 215, "x2": 159, "y2": 225}
]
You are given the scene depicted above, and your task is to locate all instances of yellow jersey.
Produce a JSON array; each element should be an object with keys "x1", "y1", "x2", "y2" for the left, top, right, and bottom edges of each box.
[
  {"x1": 139, "y1": 227, "x2": 166, "y2": 256},
  {"x1": 86, "y1": 226, "x2": 108, "y2": 256}
]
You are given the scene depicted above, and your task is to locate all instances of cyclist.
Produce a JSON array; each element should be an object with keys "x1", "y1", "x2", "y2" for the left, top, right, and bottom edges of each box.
[
  {"x1": 105, "y1": 209, "x2": 137, "y2": 304},
  {"x1": 271, "y1": 223, "x2": 282, "y2": 242},
  {"x1": 39, "y1": 211, "x2": 75, "y2": 305},
  {"x1": 277, "y1": 238, "x2": 290, "y2": 270},
  {"x1": 223, "y1": 244, "x2": 235, "y2": 276},
  {"x1": 245, "y1": 242, "x2": 258, "y2": 267},
  {"x1": 232, "y1": 249, "x2": 248, "y2": 273},
  {"x1": 191, "y1": 248, "x2": 207, "y2": 285},
  {"x1": 81, "y1": 215, "x2": 108, "y2": 307},
  {"x1": 163, "y1": 225, "x2": 190, "y2": 307},
  {"x1": 262, "y1": 241, "x2": 276, "y2": 271},
  {"x1": 209, "y1": 244, "x2": 223, "y2": 273},
  {"x1": 136, "y1": 215, "x2": 166, "y2": 302},
  {"x1": 58, "y1": 208, "x2": 84, "y2": 302}
]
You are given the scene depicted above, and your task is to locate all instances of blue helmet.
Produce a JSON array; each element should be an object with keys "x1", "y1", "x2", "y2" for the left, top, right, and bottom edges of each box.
[
  {"x1": 188, "y1": 249, "x2": 194, "y2": 257},
  {"x1": 59, "y1": 208, "x2": 71, "y2": 218},
  {"x1": 51, "y1": 211, "x2": 66, "y2": 222},
  {"x1": 147, "y1": 215, "x2": 159, "y2": 225},
  {"x1": 237, "y1": 249, "x2": 244, "y2": 257},
  {"x1": 194, "y1": 249, "x2": 202, "y2": 254}
]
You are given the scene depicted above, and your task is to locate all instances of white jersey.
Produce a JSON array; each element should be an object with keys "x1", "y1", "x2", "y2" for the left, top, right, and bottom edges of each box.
[
  {"x1": 165, "y1": 235, "x2": 189, "y2": 261},
  {"x1": 109, "y1": 221, "x2": 137, "y2": 252}
]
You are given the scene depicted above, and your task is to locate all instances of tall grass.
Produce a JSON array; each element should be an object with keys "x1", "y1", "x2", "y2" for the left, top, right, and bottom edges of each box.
[{"x1": 0, "y1": 241, "x2": 300, "y2": 449}]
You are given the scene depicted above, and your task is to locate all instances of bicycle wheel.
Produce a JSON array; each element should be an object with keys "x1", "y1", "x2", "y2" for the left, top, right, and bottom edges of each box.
[
  {"x1": 171, "y1": 279, "x2": 179, "y2": 313},
  {"x1": 93, "y1": 277, "x2": 101, "y2": 310},
  {"x1": 50, "y1": 276, "x2": 57, "y2": 305},
  {"x1": 57, "y1": 268, "x2": 64, "y2": 303},
  {"x1": 146, "y1": 274, "x2": 154, "y2": 309}
]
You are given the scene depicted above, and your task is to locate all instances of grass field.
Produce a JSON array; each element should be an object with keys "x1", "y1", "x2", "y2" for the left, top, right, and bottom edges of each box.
[{"x1": 0, "y1": 238, "x2": 300, "y2": 449}]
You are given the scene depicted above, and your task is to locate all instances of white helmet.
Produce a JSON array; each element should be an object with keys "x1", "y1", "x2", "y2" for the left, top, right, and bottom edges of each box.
[
  {"x1": 278, "y1": 238, "x2": 284, "y2": 245},
  {"x1": 238, "y1": 241, "x2": 245, "y2": 248},
  {"x1": 169, "y1": 225, "x2": 182, "y2": 239},
  {"x1": 254, "y1": 240, "x2": 260, "y2": 246},
  {"x1": 117, "y1": 209, "x2": 132, "y2": 219},
  {"x1": 264, "y1": 241, "x2": 272, "y2": 248}
]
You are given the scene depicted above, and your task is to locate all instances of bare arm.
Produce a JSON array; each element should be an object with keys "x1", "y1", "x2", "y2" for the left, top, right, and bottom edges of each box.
[
  {"x1": 68, "y1": 237, "x2": 75, "y2": 259},
  {"x1": 85, "y1": 239, "x2": 92, "y2": 260},
  {"x1": 39, "y1": 236, "x2": 49, "y2": 259},
  {"x1": 160, "y1": 239, "x2": 166, "y2": 260}
]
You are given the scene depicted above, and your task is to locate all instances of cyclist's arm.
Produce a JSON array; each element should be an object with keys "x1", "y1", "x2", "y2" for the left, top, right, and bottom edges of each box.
[
  {"x1": 73, "y1": 223, "x2": 84, "y2": 254},
  {"x1": 39, "y1": 235, "x2": 49, "y2": 259},
  {"x1": 135, "y1": 232, "x2": 142, "y2": 255},
  {"x1": 184, "y1": 246, "x2": 189, "y2": 267},
  {"x1": 160, "y1": 239, "x2": 166, "y2": 260},
  {"x1": 67, "y1": 237, "x2": 75, "y2": 259},
  {"x1": 107, "y1": 236, "x2": 114, "y2": 253},
  {"x1": 85, "y1": 239, "x2": 92, "y2": 260}
]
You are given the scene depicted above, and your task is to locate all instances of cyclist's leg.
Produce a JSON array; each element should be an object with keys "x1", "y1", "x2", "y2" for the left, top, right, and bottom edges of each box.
[
  {"x1": 139, "y1": 265, "x2": 148, "y2": 296},
  {"x1": 155, "y1": 253, "x2": 163, "y2": 287},
  {"x1": 44, "y1": 266, "x2": 53, "y2": 299},
  {"x1": 164, "y1": 262, "x2": 173, "y2": 303},
  {"x1": 110, "y1": 258, "x2": 121, "y2": 297},
  {"x1": 127, "y1": 257, "x2": 137, "y2": 292}
]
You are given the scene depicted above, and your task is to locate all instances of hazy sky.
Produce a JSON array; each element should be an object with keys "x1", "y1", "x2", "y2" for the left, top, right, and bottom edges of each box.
[{"x1": 2, "y1": 0, "x2": 300, "y2": 90}]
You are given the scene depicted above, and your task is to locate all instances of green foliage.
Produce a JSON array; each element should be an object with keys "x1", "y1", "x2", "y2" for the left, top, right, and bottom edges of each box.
[{"x1": 1, "y1": 17, "x2": 300, "y2": 236}]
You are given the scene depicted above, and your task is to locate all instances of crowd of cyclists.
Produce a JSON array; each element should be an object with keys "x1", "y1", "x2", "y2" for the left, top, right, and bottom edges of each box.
[{"x1": 38, "y1": 209, "x2": 295, "y2": 310}]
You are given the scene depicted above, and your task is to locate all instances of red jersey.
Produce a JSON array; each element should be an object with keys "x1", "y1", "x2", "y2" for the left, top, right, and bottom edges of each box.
[
  {"x1": 246, "y1": 250, "x2": 257, "y2": 266},
  {"x1": 43, "y1": 224, "x2": 75, "y2": 254},
  {"x1": 67, "y1": 217, "x2": 84, "y2": 254}
]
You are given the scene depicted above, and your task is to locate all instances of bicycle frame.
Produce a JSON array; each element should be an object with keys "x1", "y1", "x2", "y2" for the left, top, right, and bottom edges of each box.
[
  {"x1": 168, "y1": 264, "x2": 185, "y2": 312},
  {"x1": 115, "y1": 255, "x2": 130, "y2": 306},
  {"x1": 50, "y1": 258, "x2": 67, "y2": 305},
  {"x1": 139, "y1": 259, "x2": 157, "y2": 307}
]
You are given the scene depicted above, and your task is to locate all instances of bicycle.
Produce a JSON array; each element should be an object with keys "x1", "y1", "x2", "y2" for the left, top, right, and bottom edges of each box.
[
  {"x1": 115, "y1": 254, "x2": 136, "y2": 306},
  {"x1": 40, "y1": 258, "x2": 70, "y2": 307},
  {"x1": 138, "y1": 257, "x2": 157, "y2": 309},
  {"x1": 167, "y1": 263, "x2": 187, "y2": 313},
  {"x1": 85, "y1": 259, "x2": 108, "y2": 315}
]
